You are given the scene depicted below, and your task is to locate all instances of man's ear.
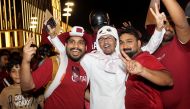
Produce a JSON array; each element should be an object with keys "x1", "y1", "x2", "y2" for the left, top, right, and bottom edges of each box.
[
  {"x1": 85, "y1": 46, "x2": 87, "y2": 51},
  {"x1": 137, "y1": 40, "x2": 141, "y2": 48}
]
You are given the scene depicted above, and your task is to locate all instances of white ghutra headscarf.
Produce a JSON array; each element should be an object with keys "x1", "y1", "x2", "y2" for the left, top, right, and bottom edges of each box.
[{"x1": 89, "y1": 26, "x2": 123, "y2": 74}]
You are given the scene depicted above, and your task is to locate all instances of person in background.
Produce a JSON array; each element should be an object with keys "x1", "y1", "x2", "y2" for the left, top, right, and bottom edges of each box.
[
  {"x1": 89, "y1": 10, "x2": 110, "y2": 49},
  {"x1": 0, "y1": 49, "x2": 11, "y2": 92},
  {"x1": 0, "y1": 55, "x2": 44, "y2": 109},
  {"x1": 153, "y1": 0, "x2": 190, "y2": 109},
  {"x1": 146, "y1": 16, "x2": 176, "y2": 47},
  {"x1": 36, "y1": 44, "x2": 57, "y2": 67},
  {"x1": 160, "y1": 19, "x2": 175, "y2": 46}
]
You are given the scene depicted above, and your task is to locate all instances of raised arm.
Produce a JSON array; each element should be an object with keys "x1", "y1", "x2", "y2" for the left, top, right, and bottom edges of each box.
[
  {"x1": 141, "y1": 29, "x2": 165, "y2": 54},
  {"x1": 162, "y1": 0, "x2": 190, "y2": 43},
  {"x1": 46, "y1": 23, "x2": 67, "y2": 54},
  {"x1": 142, "y1": 3, "x2": 166, "y2": 54},
  {"x1": 20, "y1": 36, "x2": 36, "y2": 91}
]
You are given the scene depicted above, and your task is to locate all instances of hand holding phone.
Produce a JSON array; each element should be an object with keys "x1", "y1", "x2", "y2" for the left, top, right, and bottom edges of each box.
[{"x1": 45, "y1": 17, "x2": 56, "y2": 33}]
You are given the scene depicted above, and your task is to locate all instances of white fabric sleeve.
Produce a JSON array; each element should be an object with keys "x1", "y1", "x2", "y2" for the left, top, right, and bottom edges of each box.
[
  {"x1": 141, "y1": 28, "x2": 166, "y2": 54},
  {"x1": 44, "y1": 36, "x2": 68, "y2": 99}
]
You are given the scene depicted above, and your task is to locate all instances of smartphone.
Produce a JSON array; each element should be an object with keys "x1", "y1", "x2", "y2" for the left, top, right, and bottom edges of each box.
[{"x1": 45, "y1": 17, "x2": 56, "y2": 32}]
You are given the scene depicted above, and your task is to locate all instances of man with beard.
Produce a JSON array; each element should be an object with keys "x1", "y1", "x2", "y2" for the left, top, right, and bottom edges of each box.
[
  {"x1": 20, "y1": 26, "x2": 90, "y2": 109},
  {"x1": 119, "y1": 26, "x2": 173, "y2": 109},
  {"x1": 161, "y1": 22, "x2": 175, "y2": 45},
  {"x1": 153, "y1": 0, "x2": 190, "y2": 109},
  {"x1": 0, "y1": 49, "x2": 11, "y2": 92}
]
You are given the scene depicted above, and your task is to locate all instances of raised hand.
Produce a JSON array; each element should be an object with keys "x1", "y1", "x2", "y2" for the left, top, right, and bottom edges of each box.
[
  {"x1": 47, "y1": 24, "x2": 57, "y2": 38},
  {"x1": 150, "y1": 3, "x2": 167, "y2": 31},
  {"x1": 120, "y1": 50, "x2": 144, "y2": 75},
  {"x1": 22, "y1": 34, "x2": 37, "y2": 63},
  {"x1": 44, "y1": 18, "x2": 61, "y2": 38},
  {"x1": 121, "y1": 21, "x2": 132, "y2": 29}
]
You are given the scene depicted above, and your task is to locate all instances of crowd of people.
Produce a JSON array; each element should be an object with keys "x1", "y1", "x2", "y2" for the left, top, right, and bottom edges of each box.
[{"x1": 0, "y1": 0, "x2": 190, "y2": 109}]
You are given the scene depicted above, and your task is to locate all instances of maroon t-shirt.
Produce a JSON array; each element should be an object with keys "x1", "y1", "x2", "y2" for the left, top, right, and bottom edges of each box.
[
  {"x1": 32, "y1": 58, "x2": 87, "y2": 109},
  {"x1": 154, "y1": 36, "x2": 190, "y2": 109},
  {"x1": 125, "y1": 52, "x2": 166, "y2": 109}
]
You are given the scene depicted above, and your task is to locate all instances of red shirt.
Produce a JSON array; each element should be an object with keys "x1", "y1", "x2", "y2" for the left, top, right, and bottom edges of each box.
[
  {"x1": 125, "y1": 52, "x2": 166, "y2": 109},
  {"x1": 154, "y1": 36, "x2": 190, "y2": 109},
  {"x1": 32, "y1": 58, "x2": 87, "y2": 109}
]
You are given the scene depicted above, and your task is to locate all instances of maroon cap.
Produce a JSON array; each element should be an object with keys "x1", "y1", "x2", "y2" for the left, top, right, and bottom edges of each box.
[{"x1": 57, "y1": 26, "x2": 92, "y2": 52}]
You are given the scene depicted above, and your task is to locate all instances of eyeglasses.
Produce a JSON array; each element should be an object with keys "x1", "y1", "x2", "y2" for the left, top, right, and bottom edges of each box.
[{"x1": 98, "y1": 36, "x2": 115, "y2": 43}]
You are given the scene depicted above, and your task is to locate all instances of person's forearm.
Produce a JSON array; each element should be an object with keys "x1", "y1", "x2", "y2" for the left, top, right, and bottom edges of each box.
[
  {"x1": 141, "y1": 28, "x2": 165, "y2": 54},
  {"x1": 139, "y1": 68, "x2": 173, "y2": 86},
  {"x1": 20, "y1": 60, "x2": 35, "y2": 91},
  {"x1": 162, "y1": 0, "x2": 190, "y2": 43},
  {"x1": 162, "y1": 0, "x2": 187, "y2": 28}
]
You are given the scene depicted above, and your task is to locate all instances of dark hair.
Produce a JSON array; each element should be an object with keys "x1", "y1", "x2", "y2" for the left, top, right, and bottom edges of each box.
[
  {"x1": 6, "y1": 55, "x2": 22, "y2": 73},
  {"x1": 38, "y1": 44, "x2": 56, "y2": 58},
  {"x1": 118, "y1": 26, "x2": 141, "y2": 40},
  {"x1": 0, "y1": 49, "x2": 10, "y2": 58},
  {"x1": 10, "y1": 51, "x2": 21, "y2": 60}
]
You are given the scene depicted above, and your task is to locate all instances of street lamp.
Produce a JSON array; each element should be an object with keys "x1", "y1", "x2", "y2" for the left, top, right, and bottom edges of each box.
[
  {"x1": 62, "y1": 1, "x2": 74, "y2": 32},
  {"x1": 29, "y1": 15, "x2": 38, "y2": 45},
  {"x1": 30, "y1": 16, "x2": 38, "y2": 32}
]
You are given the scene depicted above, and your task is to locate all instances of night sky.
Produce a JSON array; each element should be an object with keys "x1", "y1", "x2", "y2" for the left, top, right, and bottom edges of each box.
[{"x1": 61, "y1": 0, "x2": 189, "y2": 34}]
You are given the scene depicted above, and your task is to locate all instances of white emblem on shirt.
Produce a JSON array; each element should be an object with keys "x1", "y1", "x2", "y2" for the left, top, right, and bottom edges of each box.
[{"x1": 92, "y1": 42, "x2": 97, "y2": 50}]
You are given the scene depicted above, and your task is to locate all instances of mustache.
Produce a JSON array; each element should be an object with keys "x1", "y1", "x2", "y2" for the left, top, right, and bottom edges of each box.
[
  {"x1": 166, "y1": 30, "x2": 174, "y2": 34},
  {"x1": 122, "y1": 48, "x2": 136, "y2": 58},
  {"x1": 70, "y1": 48, "x2": 82, "y2": 52},
  {"x1": 123, "y1": 48, "x2": 132, "y2": 51}
]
